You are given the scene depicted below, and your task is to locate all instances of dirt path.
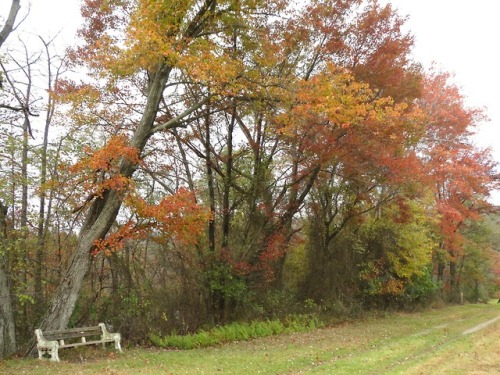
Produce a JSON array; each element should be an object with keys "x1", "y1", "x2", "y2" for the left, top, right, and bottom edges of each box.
[
  {"x1": 306, "y1": 305, "x2": 500, "y2": 374},
  {"x1": 462, "y1": 314, "x2": 500, "y2": 335}
]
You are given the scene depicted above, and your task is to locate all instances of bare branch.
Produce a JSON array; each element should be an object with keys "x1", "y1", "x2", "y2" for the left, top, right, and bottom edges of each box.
[
  {"x1": 151, "y1": 95, "x2": 214, "y2": 133},
  {"x1": 0, "y1": 103, "x2": 24, "y2": 111}
]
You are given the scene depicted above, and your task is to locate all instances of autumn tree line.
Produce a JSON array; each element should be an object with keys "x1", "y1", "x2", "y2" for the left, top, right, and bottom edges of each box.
[{"x1": 1, "y1": 0, "x2": 499, "y2": 359}]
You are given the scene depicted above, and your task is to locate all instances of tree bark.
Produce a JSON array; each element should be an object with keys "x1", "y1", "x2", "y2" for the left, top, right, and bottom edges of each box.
[
  {"x1": 449, "y1": 256, "x2": 459, "y2": 301},
  {"x1": 222, "y1": 106, "x2": 235, "y2": 249},
  {"x1": 0, "y1": 202, "x2": 16, "y2": 360},
  {"x1": 0, "y1": 0, "x2": 20, "y2": 48},
  {"x1": 204, "y1": 101, "x2": 216, "y2": 254},
  {"x1": 0, "y1": 262, "x2": 16, "y2": 360}
]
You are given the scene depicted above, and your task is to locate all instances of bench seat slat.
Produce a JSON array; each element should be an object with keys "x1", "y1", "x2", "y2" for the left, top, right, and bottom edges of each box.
[{"x1": 59, "y1": 339, "x2": 115, "y2": 348}]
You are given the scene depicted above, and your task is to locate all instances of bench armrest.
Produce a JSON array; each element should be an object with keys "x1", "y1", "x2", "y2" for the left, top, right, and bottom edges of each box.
[
  {"x1": 34, "y1": 329, "x2": 60, "y2": 362},
  {"x1": 98, "y1": 323, "x2": 122, "y2": 352}
]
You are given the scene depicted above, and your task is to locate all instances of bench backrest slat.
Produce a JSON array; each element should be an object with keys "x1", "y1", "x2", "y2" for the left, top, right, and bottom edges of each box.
[{"x1": 43, "y1": 326, "x2": 102, "y2": 340}]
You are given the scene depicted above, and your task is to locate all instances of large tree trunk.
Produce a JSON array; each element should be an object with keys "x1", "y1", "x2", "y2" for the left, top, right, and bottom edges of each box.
[
  {"x1": 36, "y1": 189, "x2": 123, "y2": 331},
  {"x1": 25, "y1": 67, "x2": 173, "y2": 357},
  {"x1": 0, "y1": 202, "x2": 16, "y2": 360},
  {"x1": 0, "y1": 263, "x2": 16, "y2": 360}
]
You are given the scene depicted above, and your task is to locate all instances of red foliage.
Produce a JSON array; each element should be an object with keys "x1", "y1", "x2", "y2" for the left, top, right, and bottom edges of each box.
[
  {"x1": 418, "y1": 71, "x2": 496, "y2": 258},
  {"x1": 70, "y1": 0, "x2": 129, "y2": 68},
  {"x1": 93, "y1": 188, "x2": 210, "y2": 255},
  {"x1": 254, "y1": 232, "x2": 287, "y2": 283}
]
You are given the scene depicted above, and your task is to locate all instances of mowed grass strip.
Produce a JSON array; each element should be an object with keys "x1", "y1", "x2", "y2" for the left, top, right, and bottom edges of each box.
[{"x1": 1, "y1": 302, "x2": 499, "y2": 375}]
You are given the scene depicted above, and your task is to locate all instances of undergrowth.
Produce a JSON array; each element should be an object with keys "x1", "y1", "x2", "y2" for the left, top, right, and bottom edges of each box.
[{"x1": 149, "y1": 314, "x2": 322, "y2": 349}]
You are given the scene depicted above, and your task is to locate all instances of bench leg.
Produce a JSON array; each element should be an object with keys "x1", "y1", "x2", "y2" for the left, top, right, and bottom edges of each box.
[
  {"x1": 51, "y1": 346, "x2": 60, "y2": 362},
  {"x1": 115, "y1": 338, "x2": 122, "y2": 353}
]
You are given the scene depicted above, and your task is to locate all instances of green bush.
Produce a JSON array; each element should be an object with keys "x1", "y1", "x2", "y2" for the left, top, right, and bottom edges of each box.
[{"x1": 149, "y1": 314, "x2": 322, "y2": 349}]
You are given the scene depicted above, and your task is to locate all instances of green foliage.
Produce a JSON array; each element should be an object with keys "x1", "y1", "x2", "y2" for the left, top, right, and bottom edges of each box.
[
  {"x1": 398, "y1": 267, "x2": 441, "y2": 308},
  {"x1": 206, "y1": 262, "x2": 247, "y2": 300},
  {"x1": 458, "y1": 218, "x2": 498, "y2": 302},
  {"x1": 358, "y1": 198, "x2": 438, "y2": 303},
  {"x1": 16, "y1": 293, "x2": 35, "y2": 307},
  {"x1": 149, "y1": 314, "x2": 321, "y2": 349},
  {"x1": 282, "y1": 241, "x2": 310, "y2": 293}
]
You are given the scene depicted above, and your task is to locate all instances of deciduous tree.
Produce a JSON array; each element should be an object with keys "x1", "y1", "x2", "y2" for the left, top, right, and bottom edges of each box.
[{"x1": 0, "y1": 0, "x2": 21, "y2": 360}]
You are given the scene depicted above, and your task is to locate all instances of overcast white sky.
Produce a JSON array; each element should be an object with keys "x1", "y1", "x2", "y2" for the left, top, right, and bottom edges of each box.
[
  {"x1": 1, "y1": 0, "x2": 499, "y2": 204},
  {"x1": 383, "y1": 0, "x2": 500, "y2": 205}
]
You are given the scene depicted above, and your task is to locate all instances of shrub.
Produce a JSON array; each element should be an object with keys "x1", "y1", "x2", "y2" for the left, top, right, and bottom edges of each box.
[{"x1": 149, "y1": 314, "x2": 322, "y2": 349}]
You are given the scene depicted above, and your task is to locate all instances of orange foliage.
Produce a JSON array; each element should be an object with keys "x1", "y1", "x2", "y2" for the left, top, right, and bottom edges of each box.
[
  {"x1": 92, "y1": 221, "x2": 140, "y2": 256},
  {"x1": 57, "y1": 0, "x2": 496, "y2": 295},
  {"x1": 93, "y1": 188, "x2": 210, "y2": 255},
  {"x1": 361, "y1": 260, "x2": 405, "y2": 296},
  {"x1": 128, "y1": 187, "x2": 210, "y2": 246},
  {"x1": 69, "y1": 134, "x2": 141, "y2": 203}
]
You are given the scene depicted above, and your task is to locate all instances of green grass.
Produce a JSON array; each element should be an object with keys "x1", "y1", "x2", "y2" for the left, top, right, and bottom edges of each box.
[
  {"x1": 149, "y1": 314, "x2": 321, "y2": 349},
  {"x1": 1, "y1": 302, "x2": 499, "y2": 374}
]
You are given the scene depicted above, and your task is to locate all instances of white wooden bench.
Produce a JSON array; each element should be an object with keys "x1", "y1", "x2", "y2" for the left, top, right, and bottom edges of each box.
[{"x1": 34, "y1": 323, "x2": 122, "y2": 362}]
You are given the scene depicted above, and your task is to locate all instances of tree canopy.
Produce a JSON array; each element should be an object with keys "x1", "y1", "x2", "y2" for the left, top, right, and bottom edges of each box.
[{"x1": 0, "y1": 0, "x2": 498, "y2": 358}]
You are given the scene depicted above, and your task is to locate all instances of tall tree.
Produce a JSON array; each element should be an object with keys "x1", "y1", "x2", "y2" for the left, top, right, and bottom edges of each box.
[
  {"x1": 34, "y1": 36, "x2": 64, "y2": 310},
  {"x1": 0, "y1": 0, "x2": 21, "y2": 360},
  {"x1": 35, "y1": 0, "x2": 278, "y2": 336},
  {"x1": 417, "y1": 71, "x2": 496, "y2": 299},
  {"x1": 19, "y1": 0, "x2": 497, "y2": 344}
]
